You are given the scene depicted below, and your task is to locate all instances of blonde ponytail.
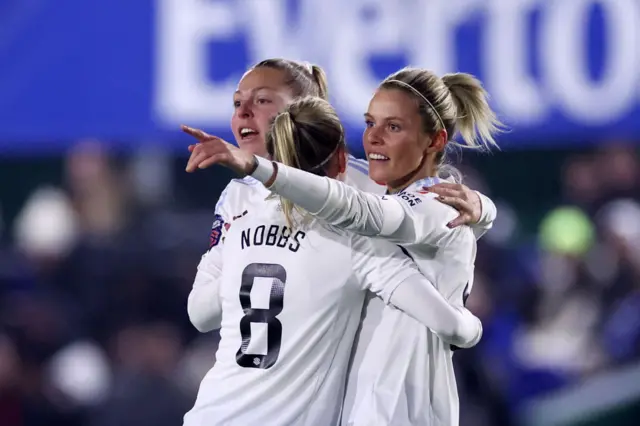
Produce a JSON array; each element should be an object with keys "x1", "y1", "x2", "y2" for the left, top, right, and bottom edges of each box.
[
  {"x1": 441, "y1": 73, "x2": 503, "y2": 150},
  {"x1": 271, "y1": 112, "x2": 301, "y2": 228},
  {"x1": 311, "y1": 65, "x2": 329, "y2": 101},
  {"x1": 266, "y1": 97, "x2": 344, "y2": 229}
]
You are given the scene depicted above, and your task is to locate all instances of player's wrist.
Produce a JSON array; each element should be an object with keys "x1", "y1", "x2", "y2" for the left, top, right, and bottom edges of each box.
[
  {"x1": 250, "y1": 155, "x2": 278, "y2": 188},
  {"x1": 264, "y1": 162, "x2": 278, "y2": 188},
  {"x1": 247, "y1": 155, "x2": 260, "y2": 175}
]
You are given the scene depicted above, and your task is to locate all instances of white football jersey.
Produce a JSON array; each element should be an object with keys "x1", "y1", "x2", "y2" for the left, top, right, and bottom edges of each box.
[
  {"x1": 343, "y1": 178, "x2": 476, "y2": 426},
  {"x1": 187, "y1": 156, "x2": 384, "y2": 332},
  {"x1": 247, "y1": 158, "x2": 491, "y2": 426},
  {"x1": 183, "y1": 195, "x2": 423, "y2": 426},
  {"x1": 188, "y1": 156, "x2": 493, "y2": 426}
]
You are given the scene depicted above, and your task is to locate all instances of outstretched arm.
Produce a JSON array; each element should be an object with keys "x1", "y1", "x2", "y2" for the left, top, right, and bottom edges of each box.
[
  {"x1": 182, "y1": 128, "x2": 468, "y2": 246},
  {"x1": 251, "y1": 156, "x2": 467, "y2": 247}
]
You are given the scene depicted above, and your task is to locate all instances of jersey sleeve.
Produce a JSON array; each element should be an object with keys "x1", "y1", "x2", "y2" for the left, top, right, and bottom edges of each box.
[
  {"x1": 471, "y1": 191, "x2": 497, "y2": 239},
  {"x1": 251, "y1": 156, "x2": 465, "y2": 247},
  {"x1": 351, "y1": 236, "x2": 482, "y2": 348},
  {"x1": 388, "y1": 274, "x2": 483, "y2": 348},
  {"x1": 187, "y1": 186, "x2": 232, "y2": 332},
  {"x1": 350, "y1": 235, "x2": 422, "y2": 302}
]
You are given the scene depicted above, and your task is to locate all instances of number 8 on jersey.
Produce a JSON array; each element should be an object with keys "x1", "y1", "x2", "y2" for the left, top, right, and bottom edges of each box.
[{"x1": 236, "y1": 263, "x2": 287, "y2": 369}]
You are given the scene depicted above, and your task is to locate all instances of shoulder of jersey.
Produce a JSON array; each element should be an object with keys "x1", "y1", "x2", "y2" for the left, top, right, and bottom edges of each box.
[
  {"x1": 224, "y1": 176, "x2": 268, "y2": 197},
  {"x1": 405, "y1": 177, "x2": 446, "y2": 194},
  {"x1": 232, "y1": 176, "x2": 262, "y2": 186},
  {"x1": 215, "y1": 176, "x2": 265, "y2": 214}
]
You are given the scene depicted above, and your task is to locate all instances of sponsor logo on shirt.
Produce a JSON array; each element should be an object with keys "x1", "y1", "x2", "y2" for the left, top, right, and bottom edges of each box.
[
  {"x1": 397, "y1": 192, "x2": 423, "y2": 208},
  {"x1": 233, "y1": 210, "x2": 248, "y2": 221}
]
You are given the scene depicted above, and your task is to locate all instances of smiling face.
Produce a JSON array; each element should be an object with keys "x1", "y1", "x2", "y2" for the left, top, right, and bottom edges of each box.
[
  {"x1": 363, "y1": 88, "x2": 434, "y2": 189},
  {"x1": 230, "y1": 67, "x2": 295, "y2": 157}
]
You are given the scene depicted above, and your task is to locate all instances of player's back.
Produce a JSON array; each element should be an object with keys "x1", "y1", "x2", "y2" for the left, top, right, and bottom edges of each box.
[{"x1": 185, "y1": 199, "x2": 368, "y2": 426}]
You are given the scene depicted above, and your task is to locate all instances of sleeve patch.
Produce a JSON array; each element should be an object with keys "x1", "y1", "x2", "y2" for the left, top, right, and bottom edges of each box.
[{"x1": 209, "y1": 214, "x2": 225, "y2": 248}]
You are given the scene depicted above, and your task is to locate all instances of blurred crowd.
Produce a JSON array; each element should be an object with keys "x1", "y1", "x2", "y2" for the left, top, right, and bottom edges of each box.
[{"x1": 0, "y1": 142, "x2": 639, "y2": 426}]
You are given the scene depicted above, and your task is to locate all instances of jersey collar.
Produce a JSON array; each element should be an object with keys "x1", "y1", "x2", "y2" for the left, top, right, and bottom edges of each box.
[{"x1": 390, "y1": 177, "x2": 444, "y2": 195}]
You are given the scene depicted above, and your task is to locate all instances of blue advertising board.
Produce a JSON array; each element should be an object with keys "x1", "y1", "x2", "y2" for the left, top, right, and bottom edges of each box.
[{"x1": 0, "y1": 0, "x2": 639, "y2": 154}]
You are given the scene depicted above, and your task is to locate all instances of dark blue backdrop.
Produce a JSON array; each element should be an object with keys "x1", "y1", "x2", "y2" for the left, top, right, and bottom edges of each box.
[{"x1": 1, "y1": 0, "x2": 639, "y2": 155}]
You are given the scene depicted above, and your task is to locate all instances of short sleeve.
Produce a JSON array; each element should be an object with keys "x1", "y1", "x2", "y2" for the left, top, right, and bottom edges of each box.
[{"x1": 350, "y1": 234, "x2": 423, "y2": 303}]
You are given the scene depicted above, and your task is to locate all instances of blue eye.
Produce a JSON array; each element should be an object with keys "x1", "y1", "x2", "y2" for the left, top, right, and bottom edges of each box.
[
  {"x1": 389, "y1": 123, "x2": 401, "y2": 132},
  {"x1": 364, "y1": 120, "x2": 374, "y2": 128}
]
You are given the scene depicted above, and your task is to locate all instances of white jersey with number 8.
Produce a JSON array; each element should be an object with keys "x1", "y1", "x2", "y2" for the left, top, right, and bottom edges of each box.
[{"x1": 183, "y1": 196, "x2": 423, "y2": 426}]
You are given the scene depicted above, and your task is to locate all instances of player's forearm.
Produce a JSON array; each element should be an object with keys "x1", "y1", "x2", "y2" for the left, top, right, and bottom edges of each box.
[
  {"x1": 388, "y1": 275, "x2": 483, "y2": 348},
  {"x1": 251, "y1": 156, "x2": 404, "y2": 236},
  {"x1": 188, "y1": 269, "x2": 223, "y2": 332}
]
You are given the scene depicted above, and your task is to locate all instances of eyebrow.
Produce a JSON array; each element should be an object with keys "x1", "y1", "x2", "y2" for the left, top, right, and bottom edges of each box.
[
  {"x1": 234, "y1": 86, "x2": 276, "y2": 95},
  {"x1": 364, "y1": 113, "x2": 405, "y2": 122}
]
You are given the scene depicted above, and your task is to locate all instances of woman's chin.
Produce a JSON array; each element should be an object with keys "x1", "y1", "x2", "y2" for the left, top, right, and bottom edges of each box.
[{"x1": 368, "y1": 166, "x2": 392, "y2": 186}]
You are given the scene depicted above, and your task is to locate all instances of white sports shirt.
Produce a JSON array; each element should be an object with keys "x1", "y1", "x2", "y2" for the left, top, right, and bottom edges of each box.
[
  {"x1": 187, "y1": 156, "x2": 381, "y2": 333},
  {"x1": 185, "y1": 156, "x2": 413, "y2": 426},
  {"x1": 183, "y1": 185, "x2": 472, "y2": 425},
  {"x1": 250, "y1": 157, "x2": 496, "y2": 426}
]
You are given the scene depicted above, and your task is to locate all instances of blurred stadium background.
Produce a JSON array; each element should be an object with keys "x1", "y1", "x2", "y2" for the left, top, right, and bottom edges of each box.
[{"x1": 1, "y1": 1, "x2": 640, "y2": 425}]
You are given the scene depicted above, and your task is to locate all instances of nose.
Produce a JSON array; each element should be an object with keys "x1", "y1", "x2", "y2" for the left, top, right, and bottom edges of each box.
[
  {"x1": 237, "y1": 102, "x2": 254, "y2": 119},
  {"x1": 364, "y1": 125, "x2": 383, "y2": 146}
]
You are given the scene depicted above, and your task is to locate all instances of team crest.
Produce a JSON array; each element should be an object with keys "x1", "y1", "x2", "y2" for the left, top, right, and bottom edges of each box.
[{"x1": 209, "y1": 214, "x2": 225, "y2": 248}]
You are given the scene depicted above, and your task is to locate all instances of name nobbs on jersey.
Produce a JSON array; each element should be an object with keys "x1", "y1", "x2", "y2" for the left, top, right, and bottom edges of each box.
[{"x1": 240, "y1": 224, "x2": 307, "y2": 253}]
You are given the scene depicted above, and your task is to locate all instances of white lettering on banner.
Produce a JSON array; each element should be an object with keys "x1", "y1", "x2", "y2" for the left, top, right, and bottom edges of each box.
[
  {"x1": 154, "y1": 0, "x2": 640, "y2": 130},
  {"x1": 155, "y1": 0, "x2": 326, "y2": 126},
  {"x1": 410, "y1": 0, "x2": 482, "y2": 76},
  {"x1": 155, "y1": 0, "x2": 240, "y2": 125},
  {"x1": 242, "y1": 0, "x2": 324, "y2": 63},
  {"x1": 486, "y1": 0, "x2": 547, "y2": 124},
  {"x1": 542, "y1": 0, "x2": 639, "y2": 124},
  {"x1": 329, "y1": 0, "x2": 405, "y2": 119}
]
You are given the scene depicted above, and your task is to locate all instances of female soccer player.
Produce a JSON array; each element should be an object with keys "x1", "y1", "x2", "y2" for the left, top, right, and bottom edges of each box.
[
  {"x1": 183, "y1": 67, "x2": 501, "y2": 426},
  {"x1": 187, "y1": 59, "x2": 380, "y2": 333},
  {"x1": 187, "y1": 59, "x2": 495, "y2": 334},
  {"x1": 182, "y1": 97, "x2": 482, "y2": 425}
]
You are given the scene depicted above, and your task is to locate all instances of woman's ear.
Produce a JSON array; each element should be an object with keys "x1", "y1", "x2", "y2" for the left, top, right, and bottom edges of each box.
[
  {"x1": 425, "y1": 129, "x2": 448, "y2": 154},
  {"x1": 338, "y1": 146, "x2": 347, "y2": 174}
]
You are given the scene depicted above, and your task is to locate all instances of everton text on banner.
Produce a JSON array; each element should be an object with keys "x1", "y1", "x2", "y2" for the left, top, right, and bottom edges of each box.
[{"x1": 0, "y1": 0, "x2": 638, "y2": 153}]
